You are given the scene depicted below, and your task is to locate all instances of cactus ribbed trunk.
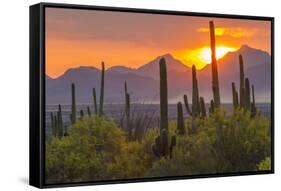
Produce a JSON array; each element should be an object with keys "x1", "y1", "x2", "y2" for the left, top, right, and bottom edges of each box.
[
  {"x1": 239, "y1": 55, "x2": 245, "y2": 108},
  {"x1": 99, "y1": 62, "x2": 105, "y2": 116},
  {"x1": 232, "y1": 82, "x2": 239, "y2": 109},
  {"x1": 57, "y1": 104, "x2": 63, "y2": 137},
  {"x1": 191, "y1": 65, "x2": 200, "y2": 133},
  {"x1": 199, "y1": 97, "x2": 206, "y2": 118},
  {"x1": 209, "y1": 99, "x2": 215, "y2": 114},
  {"x1": 159, "y1": 57, "x2": 169, "y2": 156},
  {"x1": 87, "y1": 106, "x2": 91, "y2": 117},
  {"x1": 209, "y1": 21, "x2": 221, "y2": 108},
  {"x1": 71, "y1": 83, "x2": 76, "y2": 124},
  {"x1": 80, "y1": 110, "x2": 84, "y2": 119},
  {"x1": 177, "y1": 102, "x2": 185, "y2": 135},
  {"x1": 152, "y1": 59, "x2": 176, "y2": 157},
  {"x1": 159, "y1": 58, "x2": 168, "y2": 132},
  {"x1": 92, "y1": 88, "x2": 98, "y2": 115},
  {"x1": 124, "y1": 81, "x2": 131, "y2": 137},
  {"x1": 54, "y1": 115, "x2": 58, "y2": 137},
  {"x1": 50, "y1": 112, "x2": 56, "y2": 137},
  {"x1": 169, "y1": 135, "x2": 176, "y2": 159},
  {"x1": 245, "y1": 78, "x2": 251, "y2": 110}
]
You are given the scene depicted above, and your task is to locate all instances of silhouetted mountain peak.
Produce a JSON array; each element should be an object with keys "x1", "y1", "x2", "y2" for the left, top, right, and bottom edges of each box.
[{"x1": 107, "y1": 66, "x2": 136, "y2": 74}]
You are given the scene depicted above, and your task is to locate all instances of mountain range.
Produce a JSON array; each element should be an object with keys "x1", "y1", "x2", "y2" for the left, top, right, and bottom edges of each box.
[{"x1": 46, "y1": 45, "x2": 271, "y2": 104}]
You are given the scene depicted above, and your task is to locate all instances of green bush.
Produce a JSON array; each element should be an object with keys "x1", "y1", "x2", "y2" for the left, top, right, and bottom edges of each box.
[
  {"x1": 46, "y1": 116, "x2": 126, "y2": 183},
  {"x1": 257, "y1": 157, "x2": 271, "y2": 170},
  {"x1": 46, "y1": 109, "x2": 271, "y2": 183},
  {"x1": 147, "y1": 109, "x2": 271, "y2": 177}
]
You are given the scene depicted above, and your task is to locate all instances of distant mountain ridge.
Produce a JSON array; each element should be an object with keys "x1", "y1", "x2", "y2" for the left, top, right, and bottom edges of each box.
[{"x1": 46, "y1": 45, "x2": 271, "y2": 104}]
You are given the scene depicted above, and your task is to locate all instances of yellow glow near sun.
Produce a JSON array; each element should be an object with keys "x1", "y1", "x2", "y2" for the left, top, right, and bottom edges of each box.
[
  {"x1": 199, "y1": 46, "x2": 237, "y2": 64},
  {"x1": 175, "y1": 46, "x2": 237, "y2": 70}
]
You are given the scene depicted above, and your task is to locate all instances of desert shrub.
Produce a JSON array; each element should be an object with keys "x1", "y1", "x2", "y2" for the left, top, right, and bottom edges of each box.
[
  {"x1": 46, "y1": 116, "x2": 126, "y2": 183},
  {"x1": 106, "y1": 141, "x2": 150, "y2": 179},
  {"x1": 46, "y1": 108, "x2": 271, "y2": 183},
  {"x1": 147, "y1": 109, "x2": 271, "y2": 177},
  {"x1": 257, "y1": 157, "x2": 271, "y2": 170}
]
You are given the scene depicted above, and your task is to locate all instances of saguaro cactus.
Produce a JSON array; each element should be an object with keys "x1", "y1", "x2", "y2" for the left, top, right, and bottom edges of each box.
[
  {"x1": 177, "y1": 102, "x2": 185, "y2": 135},
  {"x1": 71, "y1": 83, "x2": 76, "y2": 124},
  {"x1": 183, "y1": 94, "x2": 192, "y2": 115},
  {"x1": 159, "y1": 58, "x2": 168, "y2": 132},
  {"x1": 209, "y1": 99, "x2": 215, "y2": 113},
  {"x1": 245, "y1": 78, "x2": 251, "y2": 110},
  {"x1": 152, "y1": 58, "x2": 170, "y2": 157},
  {"x1": 50, "y1": 112, "x2": 56, "y2": 137},
  {"x1": 192, "y1": 65, "x2": 200, "y2": 117},
  {"x1": 209, "y1": 21, "x2": 221, "y2": 107},
  {"x1": 191, "y1": 65, "x2": 200, "y2": 133},
  {"x1": 57, "y1": 104, "x2": 64, "y2": 137},
  {"x1": 87, "y1": 106, "x2": 91, "y2": 117},
  {"x1": 239, "y1": 54, "x2": 245, "y2": 108},
  {"x1": 92, "y1": 88, "x2": 98, "y2": 115},
  {"x1": 124, "y1": 81, "x2": 131, "y2": 137},
  {"x1": 232, "y1": 82, "x2": 239, "y2": 109},
  {"x1": 199, "y1": 97, "x2": 206, "y2": 118},
  {"x1": 169, "y1": 135, "x2": 176, "y2": 159},
  {"x1": 99, "y1": 62, "x2": 105, "y2": 116},
  {"x1": 54, "y1": 115, "x2": 58, "y2": 137},
  {"x1": 80, "y1": 110, "x2": 84, "y2": 119}
]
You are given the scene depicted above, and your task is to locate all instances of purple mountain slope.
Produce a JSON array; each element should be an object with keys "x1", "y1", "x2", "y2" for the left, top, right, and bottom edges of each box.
[{"x1": 46, "y1": 45, "x2": 271, "y2": 104}]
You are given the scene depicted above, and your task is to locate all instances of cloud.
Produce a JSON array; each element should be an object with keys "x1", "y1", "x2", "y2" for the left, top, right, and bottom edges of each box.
[{"x1": 196, "y1": 27, "x2": 258, "y2": 38}]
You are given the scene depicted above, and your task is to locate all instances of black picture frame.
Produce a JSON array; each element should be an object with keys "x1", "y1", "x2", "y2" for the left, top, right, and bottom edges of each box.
[{"x1": 30, "y1": 2, "x2": 275, "y2": 188}]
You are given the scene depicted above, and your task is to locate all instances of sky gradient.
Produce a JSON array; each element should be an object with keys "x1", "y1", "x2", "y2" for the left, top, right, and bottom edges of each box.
[{"x1": 45, "y1": 7, "x2": 271, "y2": 78}]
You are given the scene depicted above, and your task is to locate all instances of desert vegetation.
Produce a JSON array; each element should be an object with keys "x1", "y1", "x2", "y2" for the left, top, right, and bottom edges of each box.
[{"x1": 46, "y1": 21, "x2": 271, "y2": 184}]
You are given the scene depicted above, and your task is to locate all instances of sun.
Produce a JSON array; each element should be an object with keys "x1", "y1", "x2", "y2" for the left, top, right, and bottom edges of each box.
[
  {"x1": 199, "y1": 46, "x2": 237, "y2": 64},
  {"x1": 175, "y1": 46, "x2": 237, "y2": 70}
]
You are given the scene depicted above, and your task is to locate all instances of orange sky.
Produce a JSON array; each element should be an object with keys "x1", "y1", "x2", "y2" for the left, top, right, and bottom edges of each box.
[{"x1": 46, "y1": 8, "x2": 271, "y2": 78}]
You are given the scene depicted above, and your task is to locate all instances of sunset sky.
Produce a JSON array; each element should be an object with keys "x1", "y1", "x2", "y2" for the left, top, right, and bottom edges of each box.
[{"x1": 46, "y1": 7, "x2": 271, "y2": 78}]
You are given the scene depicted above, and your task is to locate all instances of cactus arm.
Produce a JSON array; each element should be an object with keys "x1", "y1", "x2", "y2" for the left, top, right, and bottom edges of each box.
[{"x1": 183, "y1": 94, "x2": 192, "y2": 116}]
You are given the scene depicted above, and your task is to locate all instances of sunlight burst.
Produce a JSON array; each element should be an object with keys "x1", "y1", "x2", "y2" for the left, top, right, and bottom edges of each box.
[
  {"x1": 199, "y1": 46, "x2": 237, "y2": 64},
  {"x1": 176, "y1": 46, "x2": 237, "y2": 70}
]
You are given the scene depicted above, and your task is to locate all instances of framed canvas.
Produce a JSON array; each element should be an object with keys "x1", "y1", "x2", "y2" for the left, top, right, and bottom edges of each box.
[{"x1": 29, "y1": 2, "x2": 274, "y2": 188}]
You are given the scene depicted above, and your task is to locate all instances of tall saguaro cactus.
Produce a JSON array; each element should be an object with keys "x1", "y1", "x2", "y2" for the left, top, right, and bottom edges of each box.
[
  {"x1": 71, "y1": 83, "x2": 76, "y2": 124},
  {"x1": 239, "y1": 54, "x2": 245, "y2": 108},
  {"x1": 159, "y1": 58, "x2": 168, "y2": 132},
  {"x1": 152, "y1": 58, "x2": 172, "y2": 157},
  {"x1": 191, "y1": 65, "x2": 200, "y2": 133},
  {"x1": 199, "y1": 97, "x2": 206, "y2": 118},
  {"x1": 232, "y1": 82, "x2": 239, "y2": 109},
  {"x1": 192, "y1": 65, "x2": 200, "y2": 117},
  {"x1": 57, "y1": 104, "x2": 64, "y2": 137},
  {"x1": 87, "y1": 106, "x2": 91, "y2": 117},
  {"x1": 124, "y1": 81, "x2": 131, "y2": 136},
  {"x1": 92, "y1": 88, "x2": 98, "y2": 115},
  {"x1": 99, "y1": 62, "x2": 105, "y2": 116},
  {"x1": 245, "y1": 78, "x2": 251, "y2": 110},
  {"x1": 177, "y1": 102, "x2": 185, "y2": 135},
  {"x1": 50, "y1": 112, "x2": 56, "y2": 137},
  {"x1": 209, "y1": 21, "x2": 221, "y2": 107}
]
